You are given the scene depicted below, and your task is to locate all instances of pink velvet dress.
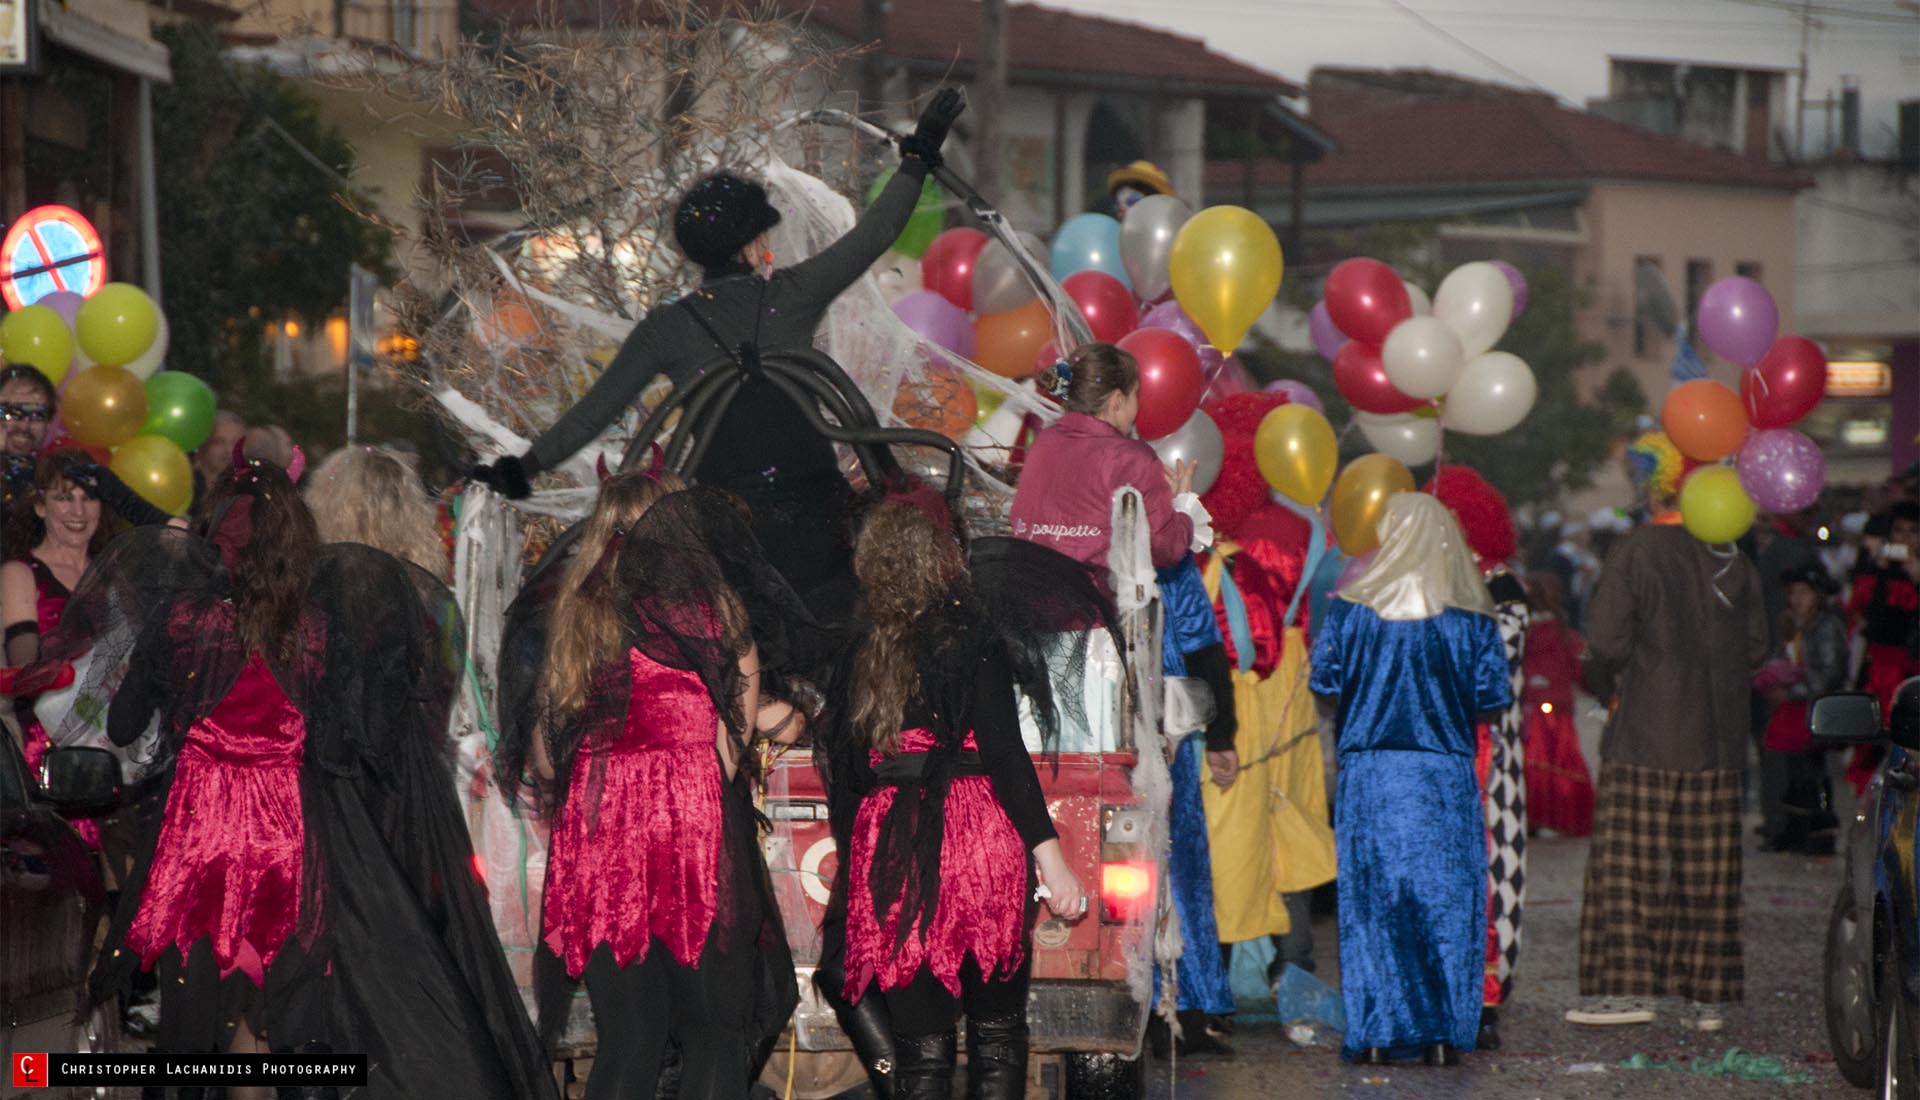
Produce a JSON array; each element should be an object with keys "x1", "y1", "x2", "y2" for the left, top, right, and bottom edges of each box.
[
  {"x1": 542, "y1": 646, "x2": 725, "y2": 979},
  {"x1": 124, "y1": 654, "x2": 306, "y2": 986},
  {"x1": 844, "y1": 729, "x2": 1029, "y2": 1000}
]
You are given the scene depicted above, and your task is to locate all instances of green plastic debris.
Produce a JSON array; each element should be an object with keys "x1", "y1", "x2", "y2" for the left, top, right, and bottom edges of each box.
[{"x1": 1618, "y1": 1047, "x2": 1812, "y2": 1083}]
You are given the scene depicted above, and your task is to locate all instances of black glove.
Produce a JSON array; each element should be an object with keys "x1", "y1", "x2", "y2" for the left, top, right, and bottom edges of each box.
[
  {"x1": 66, "y1": 461, "x2": 173, "y2": 527},
  {"x1": 900, "y1": 86, "x2": 966, "y2": 169},
  {"x1": 467, "y1": 453, "x2": 533, "y2": 500}
]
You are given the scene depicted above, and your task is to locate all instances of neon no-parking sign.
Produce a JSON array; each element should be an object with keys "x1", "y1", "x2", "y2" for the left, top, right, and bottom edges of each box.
[{"x1": 1, "y1": 204, "x2": 107, "y2": 310}]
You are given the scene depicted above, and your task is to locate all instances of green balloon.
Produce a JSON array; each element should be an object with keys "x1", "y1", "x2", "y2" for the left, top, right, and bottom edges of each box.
[
  {"x1": 866, "y1": 169, "x2": 945, "y2": 260},
  {"x1": 141, "y1": 371, "x2": 217, "y2": 453}
]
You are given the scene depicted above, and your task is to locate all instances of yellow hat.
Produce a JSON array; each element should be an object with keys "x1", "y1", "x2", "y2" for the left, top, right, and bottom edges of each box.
[{"x1": 1106, "y1": 160, "x2": 1174, "y2": 199}]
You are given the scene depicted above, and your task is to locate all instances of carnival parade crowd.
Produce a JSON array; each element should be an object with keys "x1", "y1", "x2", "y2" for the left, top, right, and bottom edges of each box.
[{"x1": 3, "y1": 87, "x2": 1918, "y2": 1098}]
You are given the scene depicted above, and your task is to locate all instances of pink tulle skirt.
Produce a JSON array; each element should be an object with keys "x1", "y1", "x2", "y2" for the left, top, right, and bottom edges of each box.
[{"x1": 845, "y1": 742, "x2": 1028, "y2": 1001}]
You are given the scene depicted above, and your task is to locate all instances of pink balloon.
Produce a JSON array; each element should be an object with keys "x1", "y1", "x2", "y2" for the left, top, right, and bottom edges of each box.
[
  {"x1": 892, "y1": 290, "x2": 976, "y2": 359},
  {"x1": 1263, "y1": 378, "x2": 1324, "y2": 414},
  {"x1": 1309, "y1": 299, "x2": 1348, "y2": 361},
  {"x1": 1141, "y1": 299, "x2": 1225, "y2": 379},
  {"x1": 1697, "y1": 276, "x2": 1779, "y2": 368},
  {"x1": 1735, "y1": 428, "x2": 1825, "y2": 514},
  {"x1": 37, "y1": 290, "x2": 85, "y2": 327},
  {"x1": 1488, "y1": 261, "x2": 1528, "y2": 320}
]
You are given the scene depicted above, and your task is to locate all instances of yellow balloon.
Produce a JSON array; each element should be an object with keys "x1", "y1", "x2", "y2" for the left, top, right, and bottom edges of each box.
[
  {"x1": 1, "y1": 305, "x2": 76, "y2": 385},
  {"x1": 1255, "y1": 404, "x2": 1337, "y2": 506},
  {"x1": 1330, "y1": 454, "x2": 1415, "y2": 555},
  {"x1": 1680, "y1": 465, "x2": 1756, "y2": 544},
  {"x1": 74, "y1": 283, "x2": 160, "y2": 368},
  {"x1": 110, "y1": 434, "x2": 193, "y2": 516},
  {"x1": 1168, "y1": 205, "x2": 1284, "y2": 352},
  {"x1": 62, "y1": 365, "x2": 150, "y2": 448}
]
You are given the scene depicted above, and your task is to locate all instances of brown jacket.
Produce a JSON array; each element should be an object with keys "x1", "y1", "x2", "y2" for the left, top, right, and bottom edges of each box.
[{"x1": 1585, "y1": 524, "x2": 1769, "y2": 772}]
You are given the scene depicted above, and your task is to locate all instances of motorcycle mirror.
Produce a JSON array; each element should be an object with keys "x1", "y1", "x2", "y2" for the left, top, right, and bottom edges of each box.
[{"x1": 1808, "y1": 692, "x2": 1887, "y2": 747}]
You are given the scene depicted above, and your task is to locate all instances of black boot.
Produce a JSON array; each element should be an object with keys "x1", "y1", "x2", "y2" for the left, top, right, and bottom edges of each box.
[
  {"x1": 1477, "y1": 1006, "x2": 1501, "y2": 1051},
  {"x1": 965, "y1": 1013, "x2": 1029, "y2": 1100},
  {"x1": 1174, "y1": 1009, "x2": 1234, "y2": 1057},
  {"x1": 892, "y1": 1031, "x2": 957, "y2": 1100},
  {"x1": 817, "y1": 967, "x2": 896, "y2": 1098},
  {"x1": 1423, "y1": 1042, "x2": 1460, "y2": 1067}
]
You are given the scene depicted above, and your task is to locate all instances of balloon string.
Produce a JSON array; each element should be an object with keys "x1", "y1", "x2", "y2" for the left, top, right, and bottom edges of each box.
[{"x1": 1273, "y1": 495, "x2": 1327, "y2": 628}]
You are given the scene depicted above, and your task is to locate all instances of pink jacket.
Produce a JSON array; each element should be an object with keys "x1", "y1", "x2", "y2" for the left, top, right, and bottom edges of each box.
[{"x1": 1010, "y1": 412, "x2": 1192, "y2": 570}]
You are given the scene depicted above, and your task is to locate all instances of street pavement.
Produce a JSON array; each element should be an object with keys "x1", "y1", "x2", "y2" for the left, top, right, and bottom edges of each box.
[{"x1": 1146, "y1": 706, "x2": 1860, "y2": 1099}]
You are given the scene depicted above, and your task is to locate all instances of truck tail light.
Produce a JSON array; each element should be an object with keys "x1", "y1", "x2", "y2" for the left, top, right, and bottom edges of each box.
[{"x1": 1100, "y1": 860, "x2": 1153, "y2": 923}]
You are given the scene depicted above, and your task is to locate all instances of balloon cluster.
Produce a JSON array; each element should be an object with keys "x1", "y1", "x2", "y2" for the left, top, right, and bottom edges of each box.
[
  {"x1": 1661, "y1": 276, "x2": 1829, "y2": 543},
  {"x1": 1314, "y1": 258, "x2": 1537, "y2": 466},
  {"x1": 0, "y1": 283, "x2": 212, "y2": 515},
  {"x1": 895, "y1": 199, "x2": 1283, "y2": 446}
]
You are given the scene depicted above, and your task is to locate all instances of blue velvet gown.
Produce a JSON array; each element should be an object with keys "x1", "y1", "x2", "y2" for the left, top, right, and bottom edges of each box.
[
  {"x1": 1309, "y1": 599, "x2": 1511, "y2": 1060},
  {"x1": 1153, "y1": 556, "x2": 1237, "y2": 1016}
]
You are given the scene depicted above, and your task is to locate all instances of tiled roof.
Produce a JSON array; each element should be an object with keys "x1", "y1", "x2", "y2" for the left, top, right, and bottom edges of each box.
[{"x1": 1206, "y1": 91, "x2": 1811, "y2": 192}]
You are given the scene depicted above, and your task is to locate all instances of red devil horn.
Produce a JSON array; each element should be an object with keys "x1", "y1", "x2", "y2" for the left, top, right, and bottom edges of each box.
[
  {"x1": 286, "y1": 445, "x2": 306, "y2": 484},
  {"x1": 645, "y1": 443, "x2": 667, "y2": 478},
  {"x1": 231, "y1": 438, "x2": 251, "y2": 474},
  {"x1": 595, "y1": 454, "x2": 611, "y2": 483}
]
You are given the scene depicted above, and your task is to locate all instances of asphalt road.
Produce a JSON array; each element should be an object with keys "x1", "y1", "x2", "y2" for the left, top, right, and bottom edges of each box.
[{"x1": 1145, "y1": 707, "x2": 1861, "y2": 1100}]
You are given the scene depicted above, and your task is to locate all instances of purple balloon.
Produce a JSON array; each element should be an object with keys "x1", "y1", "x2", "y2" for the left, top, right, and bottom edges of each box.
[
  {"x1": 1336, "y1": 551, "x2": 1376, "y2": 591},
  {"x1": 37, "y1": 290, "x2": 84, "y2": 327},
  {"x1": 1697, "y1": 276, "x2": 1779, "y2": 368},
  {"x1": 1309, "y1": 299, "x2": 1349, "y2": 362},
  {"x1": 1489, "y1": 260, "x2": 1528, "y2": 320},
  {"x1": 1736, "y1": 428, "x2": 1825, "y2": 514},
  {"x1": 1141, "y1": 299, "x2": 1225, "y2": 379},
  {"x1": 892, "y1": 290, "x2": 976, "y2": 360},
  {"x1": 1263, "y1": 378, "x2": 1325, "y2": 414}
]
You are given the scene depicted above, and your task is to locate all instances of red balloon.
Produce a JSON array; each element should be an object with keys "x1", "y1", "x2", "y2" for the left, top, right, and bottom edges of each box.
[
  {"x1": 39, "y1": 434, "x2": 112, "y2": 465},
  {"x1": 1324, "y1": 258, "x2": 1413, "y2": 345},
  {"x1": 921, "y1": 228, "x2": 989, "y2": 312},
  {"x1": 1333, "y1": 342, "x2": 1424, "y2": 414},
  {"x1": 1743, "y1": 336, "x2": 1828, "y2": 429},
  {"x1": 1063, "y1": 271, "x2": 1141, "y2": 344},
  {"x1": 1035, "y1": 338, "x2": 1061, "y2": 376},
  {"x1": 1119, "y1": 327, "x2": 1204, "y2": 441}
]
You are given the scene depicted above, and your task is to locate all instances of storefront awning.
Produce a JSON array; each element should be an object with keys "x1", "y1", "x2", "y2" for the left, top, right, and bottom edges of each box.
[{"x1": 39, "y1": 4, "x2": 171, "y2": 83}]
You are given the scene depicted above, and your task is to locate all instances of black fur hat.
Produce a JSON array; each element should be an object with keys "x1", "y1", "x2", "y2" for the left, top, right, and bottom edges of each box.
[{"x1": 673, "y1": 173, "x2": 782, "y2": 271}]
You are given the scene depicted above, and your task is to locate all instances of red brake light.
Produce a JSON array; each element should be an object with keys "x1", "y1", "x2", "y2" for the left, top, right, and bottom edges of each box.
[{"x1": 1100, "y1": 860, "x2": 1153, "y2": 923}]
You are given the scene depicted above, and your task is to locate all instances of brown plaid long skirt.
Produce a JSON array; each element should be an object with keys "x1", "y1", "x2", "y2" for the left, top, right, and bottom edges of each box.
[{"x1": 1578, "y1": 762, "x2": 1744, "y2": 1004}]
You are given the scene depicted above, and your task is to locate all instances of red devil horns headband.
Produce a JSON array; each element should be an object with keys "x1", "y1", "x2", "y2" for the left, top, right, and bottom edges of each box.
[{"x1": 229, "y1": 439, "x2": 307, "y2": 484}]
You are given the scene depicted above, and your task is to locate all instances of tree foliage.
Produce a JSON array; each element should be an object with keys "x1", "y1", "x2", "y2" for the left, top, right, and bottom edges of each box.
[{"x1": 150, "y1": 24, "x2": 392, "y2": 398}]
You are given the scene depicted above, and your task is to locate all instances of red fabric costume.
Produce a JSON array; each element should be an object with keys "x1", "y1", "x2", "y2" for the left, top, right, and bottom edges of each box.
[{"x1": 1520, "y1": 615, "x2": 1594, "y2": 837}]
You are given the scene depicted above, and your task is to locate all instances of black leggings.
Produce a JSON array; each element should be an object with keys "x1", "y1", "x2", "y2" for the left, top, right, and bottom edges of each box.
[
  {"x1": 582, "y1": 937, "x2": 755, "y2": 1100},
  {"x1": 885, "y1": 954, "x2": 1033, "y2": 1038}
]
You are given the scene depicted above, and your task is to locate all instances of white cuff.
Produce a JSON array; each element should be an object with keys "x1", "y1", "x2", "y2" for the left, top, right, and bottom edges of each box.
[{"x1": 1173, "y1": 491, "x2": 1215, "y2": 552}]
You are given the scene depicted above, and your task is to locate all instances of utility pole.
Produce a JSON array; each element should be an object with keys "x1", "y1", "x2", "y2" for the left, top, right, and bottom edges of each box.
[
  {"x1": 1795, "y1": 0, "x2": 1812, "y2": 160},
  {"x1": 976, "y1": 0, "x2": 1008, "y2": 205},
  {"x1": 860, "y1": 0, "x2": 887, "y2": 116}
]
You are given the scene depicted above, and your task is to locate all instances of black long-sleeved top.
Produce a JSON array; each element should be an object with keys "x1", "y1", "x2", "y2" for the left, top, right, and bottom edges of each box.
[
  {"x1": 846, "y1": 646, "x2": 1057, "y2": 852},
  {"x1": 521, "y1": 160, "x2": 932, "y2": 481}
]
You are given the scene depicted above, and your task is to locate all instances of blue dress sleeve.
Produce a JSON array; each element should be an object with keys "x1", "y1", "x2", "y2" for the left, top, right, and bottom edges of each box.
[
  {"x1": 1158, "y1": 557, "x2": 1223, "y2": 677},
  {"x1": 1470, "y1": 611, "x2": 1513, "y2": 714},
  {"x1": 1309, "y1": 600, "x2": 1348, "y2": 697}
]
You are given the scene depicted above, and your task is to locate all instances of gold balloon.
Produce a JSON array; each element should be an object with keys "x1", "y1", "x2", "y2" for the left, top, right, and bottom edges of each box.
[
  {"x1": 1254, "y1": 404, "x2": 1337, "y2": 506},
  {"x1": 1168, "y1": 205, "x2": 1284, "y2": 352},
  {"x1": 1330, "y1": 453, "x2": 1415, "y2": 555},
  {"x1": 62, "y1": 365, "x2": 150, "y2": 448},
  {"x1": 110, "y1": 434, "x2": 193, "y2": 516}
]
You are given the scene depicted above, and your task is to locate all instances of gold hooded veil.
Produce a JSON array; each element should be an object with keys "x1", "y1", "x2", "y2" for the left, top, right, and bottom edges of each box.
[{"x1": 1339, "y1": 492, "x2": 1496, "y2": 622}]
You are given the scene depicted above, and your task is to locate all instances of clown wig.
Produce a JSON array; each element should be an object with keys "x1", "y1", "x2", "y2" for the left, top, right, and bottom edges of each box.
[{"x1": 1425, "y1": 464, "x2": 1517, "y2": 573}]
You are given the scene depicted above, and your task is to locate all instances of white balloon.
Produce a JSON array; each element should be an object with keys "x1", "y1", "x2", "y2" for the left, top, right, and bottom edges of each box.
[
  {"x1": 1146, "y1": 409, "x2": 1223, "y2": 496},
  {"x1": 1443, "y1": 351, "x2": 1538, "y2": 435},
  {"x1": 1433, "y1": 262, "x2": 1514, "y2": 358},
  {"x1": 1404, "y1": 282, "x2": 1432, "y2": 317},
  {"x1": 972, "y1": 230, "x2": 1048, "y2": 316},
  {"x1": 873, "y1": 253, "x2": 923, "y2": 306},
  {"x1": 123, "y1": 312, "x2": 169, "y2": 380},
  {"x1": 1380, "y1": 315, "x2": 1466, "y2": 399},
  {"x1": 1357, "y1": 410, "x2": 1442, "y2": 466},
  {"x1": 1120, "y1": 195, "x2": 1193, "y2": 303}
]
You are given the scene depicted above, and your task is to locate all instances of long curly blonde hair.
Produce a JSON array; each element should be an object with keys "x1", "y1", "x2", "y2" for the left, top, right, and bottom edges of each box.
[
  {"x1": 543, "y1": 471, "x2": 686, "y2": 717},
  {"x1": 850, "y1": 496, "x2": 965, "y2": 753},
  {"x1": 306, "y1": 446, "x2": 447, "y2": 577}
]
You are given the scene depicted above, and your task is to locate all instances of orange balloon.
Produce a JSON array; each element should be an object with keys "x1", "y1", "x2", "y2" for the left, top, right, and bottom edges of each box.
[
  {"x1": 974, "y1": 300, "x2": 1054, "y2": 379},
  {"x1": 62, "y1": 364, "x2": 150, "y2": 448},
  {"x1": 1662, "y1": 379, "x2": 1749, "y2": 461},
  {"x1": 892, "y1": 361, "x2": 979, "y2": 440}
]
